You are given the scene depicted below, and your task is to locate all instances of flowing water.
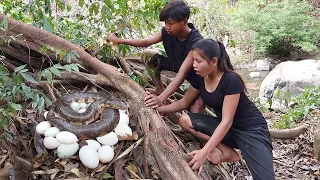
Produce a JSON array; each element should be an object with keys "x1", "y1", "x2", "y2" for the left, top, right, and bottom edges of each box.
[{"x1": 235, "y1": 69, "x2": 270, "y2": 97}]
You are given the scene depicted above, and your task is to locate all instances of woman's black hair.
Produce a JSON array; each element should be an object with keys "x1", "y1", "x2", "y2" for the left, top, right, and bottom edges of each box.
[
  {"x1": 159, "y1": 0, "x2": 190, "y2": 22},
  {"x1": 192, "y1": 38, "x2": 247, "y2": 91}
]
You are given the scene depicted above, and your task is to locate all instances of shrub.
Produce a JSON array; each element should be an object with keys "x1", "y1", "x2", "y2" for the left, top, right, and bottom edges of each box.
[{"x1": 232, "y1": 0, "x2": 320, "y2": 56}]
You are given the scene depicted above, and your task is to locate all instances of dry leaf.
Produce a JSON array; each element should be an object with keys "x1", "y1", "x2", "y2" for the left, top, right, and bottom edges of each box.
[
  {"x1": 32, "y1": 168, "x2": 60, "y2": 175},
  {"x1": 118, "y1": 131, "x2": 138, "y2": 141},
  {"x1": 71, "y1": 168, "x2": 81, "y2": 177}
]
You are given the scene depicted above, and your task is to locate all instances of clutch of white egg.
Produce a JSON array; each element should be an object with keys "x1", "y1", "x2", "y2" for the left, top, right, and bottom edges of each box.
[{"x1": 37, "y1": 102, "x2": 132, "y2": 169}]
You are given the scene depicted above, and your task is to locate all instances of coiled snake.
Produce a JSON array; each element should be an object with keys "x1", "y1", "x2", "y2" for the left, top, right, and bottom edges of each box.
[{"x1": 47, "y1": 92, "x2": 127, "y2": 139}]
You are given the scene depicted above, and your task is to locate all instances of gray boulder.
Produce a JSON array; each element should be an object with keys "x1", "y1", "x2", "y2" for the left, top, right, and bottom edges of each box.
[{"x1": 259, "y1": 59, "x2": 320, "y2": 99}]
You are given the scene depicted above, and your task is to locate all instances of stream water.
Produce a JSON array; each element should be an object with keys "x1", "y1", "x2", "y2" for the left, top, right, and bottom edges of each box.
[{"x1": 235, "y1": 69, "x2": 270, "y2": 97}]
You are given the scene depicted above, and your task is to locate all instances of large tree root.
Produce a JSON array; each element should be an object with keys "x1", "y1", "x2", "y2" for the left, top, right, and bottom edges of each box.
[
  {"x1": 0, "y1": 14, "x2": 204, "y2": 179},
  {"x1": 269, "y1": 124, "x2": 309, "y2": 139}
]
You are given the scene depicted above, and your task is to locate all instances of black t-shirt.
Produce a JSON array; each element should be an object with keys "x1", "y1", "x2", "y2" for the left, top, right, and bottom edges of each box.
[
  {"x1": 161, "y1": 23, "x2": 203, "y2": 89},
  {"x1": 196, "y1": 72, "x2": 267, "y2": 130}
]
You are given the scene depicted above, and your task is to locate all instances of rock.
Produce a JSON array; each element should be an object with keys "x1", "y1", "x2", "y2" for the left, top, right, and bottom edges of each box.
[
  {"x1": 259, "y1": 59, "x2": 320, "y2": 99},
  {"x1": 249, "y1": 72, "x2": 261, "y2": 78},
  {"x1": 314, "y1": 122, "x2": 320, "y2": 161},
  {"x1": 256, "y1": 59, "x2": 271, "y2": 71}
]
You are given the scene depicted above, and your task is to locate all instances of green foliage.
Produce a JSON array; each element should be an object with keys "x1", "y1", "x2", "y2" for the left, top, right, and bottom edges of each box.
[
  {"x1": 232, "y1": 0, "x2": 320, "y2": 56},
  {"x1": 1, "y1": 0, "x2": 167, "y2": 59},
  {"x1": 129, "y1": 72, "x2": 148, "y2": 87},
  {"x1": 189, "y1": 0, "x2": 234, "y2": 40},
  {"x1": 274, "y1": 86, "x2": 320, "y2": 129},
  {"x1": 248, "y1": 96, "x2": 268, "y2": 113}
]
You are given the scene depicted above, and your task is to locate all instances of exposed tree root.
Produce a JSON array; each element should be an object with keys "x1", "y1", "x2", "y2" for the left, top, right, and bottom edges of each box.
[
  {"x1": 0, "y1": 14, "x2": 204, "y2": 179},
  {"x1": 269, "y1": 124, "x2": 309, "y2": 139}
]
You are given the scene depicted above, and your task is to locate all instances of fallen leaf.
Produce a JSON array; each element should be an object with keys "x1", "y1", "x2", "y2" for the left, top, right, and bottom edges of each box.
[
  {"x1": 32, "y1": 168, "x2": 60, "y2": 175},
  {"x1": 71, "y1": 168, "x2": 81, "y2": 177},
  {"x1": 102, "y1": 172, "x2": 114, "y2": 179}
]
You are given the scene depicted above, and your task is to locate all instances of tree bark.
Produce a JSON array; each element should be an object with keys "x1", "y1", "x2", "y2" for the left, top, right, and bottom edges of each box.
[{"x1": 0, "y1": 14, "x2": 201, "y2": 179}]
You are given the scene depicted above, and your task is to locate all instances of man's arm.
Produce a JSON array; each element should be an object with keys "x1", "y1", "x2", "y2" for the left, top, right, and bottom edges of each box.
[{"x1": 109, "y1": 32, "x2": 162, "y2": 47}]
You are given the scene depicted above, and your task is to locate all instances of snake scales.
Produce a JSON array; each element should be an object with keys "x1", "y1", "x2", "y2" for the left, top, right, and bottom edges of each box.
[{"x1": 47, "y1": 92, "x2": 127, "y2": 139}]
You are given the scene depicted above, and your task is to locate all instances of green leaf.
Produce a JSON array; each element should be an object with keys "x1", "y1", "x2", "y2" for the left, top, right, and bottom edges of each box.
[
  {"x1": 22, "y1": 84, "x2": 32, "y2": 99},
  {"x1": 64, "y1": 65, "x2": 72, "y2": 72},
  {"x1": 70, "y1": 64, "x2": 79, "y2": 72},
  {"x1": 37, "y1": 97, "x2": 44, "y2": 112},
  {"x1": 1, "y1": 18, "x2": 8, "y2": 30},
  {"x1": 101, "y1": 5, "x2": 112, "y2": 17},
  {"x1": 39, "y1": 45, "x2": 48, "y2": 53},
  {"x1": 12, "y1": 74, "x2": 22, "y2": 85},
  {"x1": 54, "y1": 63, "x2": 64, "y2": 69},
  {"x1": 44, "y1": 69, "x2": 53, "y2": 82},
  {"x1": 79, "y1": 0, "x2": 85, "y2": 8},
  {"x1": 32, "y1": 93, "x2": 40, "y2": 108},
  {"x1": 49, "y1": 66, "x2": 61, "y2": 77},
  {"x1": 14, "y1": 65, "x2": 27, "y2": 73},
  {"x1": 21, "y1": 73, "x2": 38, "y2": 84},
  {"x1": 8, "y1": 103, "x2": 22, "y2": 114},
  {"x1": 43, "y1": 17, "x2": 54, "y2": 32}
]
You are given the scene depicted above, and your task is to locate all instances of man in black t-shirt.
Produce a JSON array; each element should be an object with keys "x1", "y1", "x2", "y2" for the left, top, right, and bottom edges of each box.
[{"x1": 109, "y1": 1, "x2": 204, "y2": 112}]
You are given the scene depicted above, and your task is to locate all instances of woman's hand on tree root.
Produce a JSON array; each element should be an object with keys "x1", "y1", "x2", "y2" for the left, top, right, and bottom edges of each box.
[{"x1": 144, "y1": 91, "x2": 163, "y2": 108}]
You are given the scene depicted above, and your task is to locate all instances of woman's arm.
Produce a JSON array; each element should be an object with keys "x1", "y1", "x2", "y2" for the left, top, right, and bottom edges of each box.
[
  {"x1": 145, "y1": 51, "x2": 194, "y2": 107},
  {"x1": 156, "y1": 85, "x2": 199, "y2": 113},
  {"x1": 109, "y1": 32, "x2": 162, "y2": 47},
  {"x1": 202, "y1": 94, "x2": 240, "y2": 153},
  {"x1": 158, "y1": 51, "x2": 194, "y2": 101},
  {"x1": 188, "y1": 94, "x2": 240, "y2": 170}
]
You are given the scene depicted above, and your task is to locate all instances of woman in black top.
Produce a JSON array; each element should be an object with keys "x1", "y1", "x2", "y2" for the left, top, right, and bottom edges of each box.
[{"x1": 157, "y1": 39, "x2": 274, "y2": 180}]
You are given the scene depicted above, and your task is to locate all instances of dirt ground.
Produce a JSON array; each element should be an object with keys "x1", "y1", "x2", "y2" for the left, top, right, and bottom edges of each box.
[{"x1": 227, "y1": 113, "x2": 320, "y2": 180}]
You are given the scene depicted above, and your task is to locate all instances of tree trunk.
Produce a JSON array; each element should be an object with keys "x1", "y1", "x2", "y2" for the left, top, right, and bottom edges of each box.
[{"x1": 0, "y1": 14, "x2": 201, "y2": 179}]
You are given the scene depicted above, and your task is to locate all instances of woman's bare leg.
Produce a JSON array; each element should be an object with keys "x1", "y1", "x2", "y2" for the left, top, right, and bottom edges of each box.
[{"x1": 179, "y1": 113, "x2": 240, "y2": 164}]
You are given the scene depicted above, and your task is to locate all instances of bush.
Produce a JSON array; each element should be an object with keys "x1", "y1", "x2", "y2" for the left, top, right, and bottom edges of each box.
[
  {"x1": 232, "y1": 0, "x2": 320, "y2": 56},
  {"x1": 274, "y1": 86, "x2": 320, "y2": 129}
]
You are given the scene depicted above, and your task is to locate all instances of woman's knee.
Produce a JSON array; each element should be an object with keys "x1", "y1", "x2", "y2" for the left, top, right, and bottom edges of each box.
[{"x1": 179, "y1": 113, "x2": 193, "y2": 130}]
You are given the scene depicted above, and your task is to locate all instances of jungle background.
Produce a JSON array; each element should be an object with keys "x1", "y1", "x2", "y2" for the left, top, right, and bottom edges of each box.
[{"x1": 0, "y1": 0, "x2": 319, "y2": 179}]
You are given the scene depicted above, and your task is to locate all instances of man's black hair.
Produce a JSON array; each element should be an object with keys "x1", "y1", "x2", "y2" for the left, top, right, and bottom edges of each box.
[{"x1": 159, "y1": 0, "x2": 190, "y2": 22}]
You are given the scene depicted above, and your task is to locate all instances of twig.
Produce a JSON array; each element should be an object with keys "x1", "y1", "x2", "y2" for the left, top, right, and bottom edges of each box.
[
  {"x1": 39, "y1": 81, "x2": 57, "y2": 102},
  {"x1": 116, "y1": 137, "x2": 144, "y2": 161},
  {"x1": 8, "y1": 112, "x2": 27, "y2": 126},
  {"x1": 126, "y1": 166, "x2": 142, "y2": 179}
]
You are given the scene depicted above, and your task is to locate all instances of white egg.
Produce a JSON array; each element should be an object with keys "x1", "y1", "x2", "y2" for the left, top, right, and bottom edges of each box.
[
  {"x1": 86, "y1": 140, "x2": 101, "y2": 151},
  {"x1": 56, "y1": 131, "x2": 78, "y2": 144},
  {"x1": 118, "y1": 109, "x2": 127, "y2": 114},
  {"x1": 44, "y1": 127, "x2": 60, "y2": 137},
  {"x1": 78, "y1": 102, "x2": 87, "y2": 109},
  {"x1": 78, "y1": 108, "x2": 87, "y2": 113},
  {"x1": 98, "y1": 145, "x2": 114, "y2": 163},
  {"x1": 36, "y1": 121, "x2": 51, "y2": 135},
  {"x1": 119, "y1": 113, "x2": 129, "y2": 125},
  {"x1": 43, "y1": 136, "x2": 60, "y2": 149},
  {"x1": 57, "y1": 143, "x2": 79, "y2": 158},
  {"x1": 114, "y1": 123, "x2": 132, "y2": 138},
  {"x1": 43, "y1": 111, "x2": 49, "y2": 120},
  {"x1": 96, "y1": 132, "x2": 118, "y2": 146},
  {"x1": 70, "y1": 102, "x2": 81, "y2": 111},
  {"x1": 79, "y1": 146, "x2": 99, "y2": 169}
]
